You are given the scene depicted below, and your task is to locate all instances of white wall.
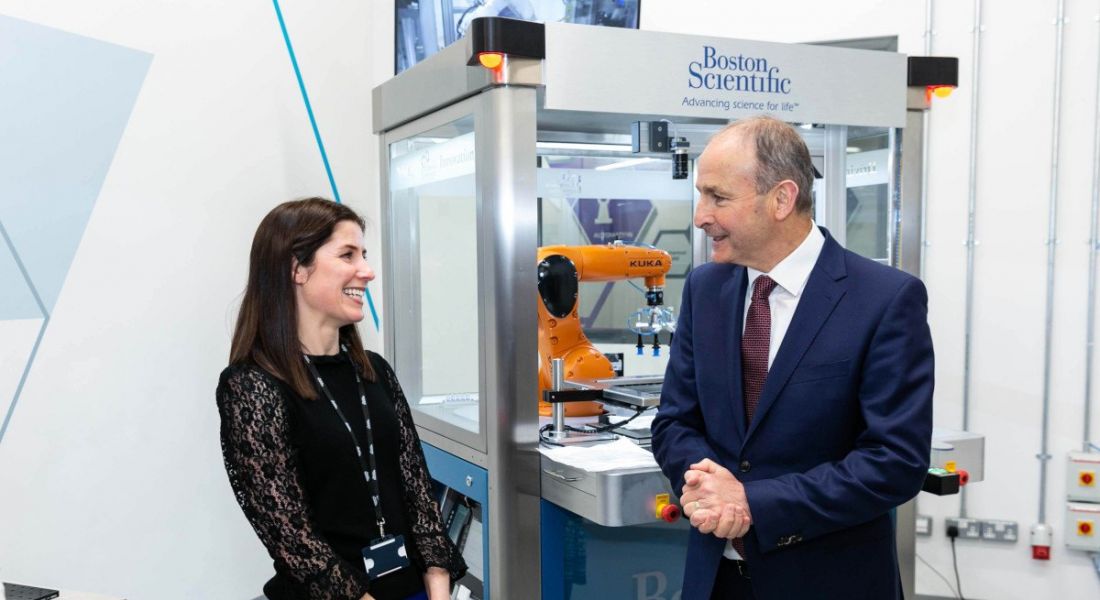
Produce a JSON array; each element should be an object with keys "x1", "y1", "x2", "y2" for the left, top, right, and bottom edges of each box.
[
  {"x1": 4, "y1": 0, "x2": 1100, "y2": 598},
  {"x1": 644, "y1": 0, "x2": 1100, "y2": 598},
  {"x1": 0, "y1": 0, "x2": 393, "y2": 597}
]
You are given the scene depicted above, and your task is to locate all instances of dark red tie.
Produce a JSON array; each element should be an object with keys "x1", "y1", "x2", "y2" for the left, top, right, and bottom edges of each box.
[
  {"x1": 742, "y1": 275, "x2": 777, "y2": 424},
  {"x1": 733, "y1": 275, "x2": 776, "y2": 559}
]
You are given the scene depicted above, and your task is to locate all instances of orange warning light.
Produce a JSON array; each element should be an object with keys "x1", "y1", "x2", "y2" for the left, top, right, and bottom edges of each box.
[
  {"x1": 925, "y1": 85, "x2": 956, "y2": 103},
  {"x1": 478, "y1": 52, "x2": 504, "y2": 70}
]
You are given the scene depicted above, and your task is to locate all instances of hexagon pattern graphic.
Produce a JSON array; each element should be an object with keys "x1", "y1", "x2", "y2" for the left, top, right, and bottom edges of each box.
[{"x1": 0, "y1": 15, "x2": 152, "y2": 443}]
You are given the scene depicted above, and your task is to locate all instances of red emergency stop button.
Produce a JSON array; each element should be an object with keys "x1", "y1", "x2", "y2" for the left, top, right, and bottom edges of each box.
[
  {"x1": 654, "y1": 493, "x2": 679, "y2": 522},
  {"x1": 1081, "y1": 471, "x2": 1095, "y2": 486},
  {"x1": 660, "y1": 504, "x2": 681, "y2": 523},
  {"x1": 1079, "y1": 521, "x2": 1094, "y2": 536}
]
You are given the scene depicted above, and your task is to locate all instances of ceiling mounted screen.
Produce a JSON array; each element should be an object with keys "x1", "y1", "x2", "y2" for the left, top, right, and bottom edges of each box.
[{"x1": 396, "y1": 0, "x2": 641, "y2": 74}]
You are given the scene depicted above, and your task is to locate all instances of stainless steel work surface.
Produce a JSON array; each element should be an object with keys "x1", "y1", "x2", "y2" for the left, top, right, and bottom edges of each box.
[{"x1": 540, "y1": 453, "x2": 684, "y2": 528}]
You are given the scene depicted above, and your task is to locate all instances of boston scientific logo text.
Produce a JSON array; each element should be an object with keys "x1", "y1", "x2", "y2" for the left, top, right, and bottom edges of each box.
[{"x1": 688, "y1": 46, "x2": 792, "y2": 94}]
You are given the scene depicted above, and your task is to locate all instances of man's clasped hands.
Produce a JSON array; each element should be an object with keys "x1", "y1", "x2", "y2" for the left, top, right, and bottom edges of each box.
[{"x1": 679, "y1": 458, "x2": 753, "y2": 541}]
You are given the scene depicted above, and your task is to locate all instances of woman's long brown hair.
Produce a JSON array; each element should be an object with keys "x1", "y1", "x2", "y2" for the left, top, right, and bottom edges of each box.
[{"x1": 230, "y1": 197, "x2": 376, "y2": 399}]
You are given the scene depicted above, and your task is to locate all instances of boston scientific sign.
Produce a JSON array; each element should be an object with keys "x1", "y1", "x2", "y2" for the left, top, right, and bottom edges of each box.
[
  {"x1": 688, "y1": 45, "x2": 792, "y2": 94},
  {"x1": 683, "y1": 45, "x2": 798, "y2": 113},
  {"x1": 542, "y1": 23, "x2": 906, "y2": 127}
]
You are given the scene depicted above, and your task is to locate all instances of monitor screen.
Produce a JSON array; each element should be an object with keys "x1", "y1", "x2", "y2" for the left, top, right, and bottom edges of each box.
[{"x1": 396, "y1": 0, "x2": 641, "y2": 74}]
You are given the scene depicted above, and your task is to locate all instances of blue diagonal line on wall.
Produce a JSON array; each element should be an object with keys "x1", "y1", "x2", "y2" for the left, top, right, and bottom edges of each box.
[
  {"x1": 271, "y1": 0, "x2": 341, "y2": 203},
  {"x1": 271, "y1": 0, "x2": 380, "y2": 331},
  {"x1": 0, "y1": 218, "x2": 51, "y2": 445},
  {"x1": 365, "y1": 286, "x2": 380, "y2": 331}
]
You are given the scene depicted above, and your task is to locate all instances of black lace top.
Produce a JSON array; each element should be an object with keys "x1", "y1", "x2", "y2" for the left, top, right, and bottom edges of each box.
[{"x1": 217, "y1": 351, "x2": 466, "y2": 600}]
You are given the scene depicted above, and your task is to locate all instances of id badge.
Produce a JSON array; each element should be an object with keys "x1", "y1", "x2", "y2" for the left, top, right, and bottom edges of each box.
[{"x1": 362, "y1": 534, "x2": 410, "y2": 581}]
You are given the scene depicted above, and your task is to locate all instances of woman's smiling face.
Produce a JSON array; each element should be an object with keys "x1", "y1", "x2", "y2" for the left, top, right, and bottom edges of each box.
[{"x1": 294, "y1": 220, "x2": 375, "y2": 332}]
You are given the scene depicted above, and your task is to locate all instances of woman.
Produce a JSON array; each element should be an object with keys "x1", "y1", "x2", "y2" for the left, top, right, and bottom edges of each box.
[{"x1": 217, "y1": 198, "x2": 465, "y2": 600}]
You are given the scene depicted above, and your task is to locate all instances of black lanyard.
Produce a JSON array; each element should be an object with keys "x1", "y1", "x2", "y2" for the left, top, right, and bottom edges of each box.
[{"x1": 303, "y1": 346, "x2": 386, "y2": 538}]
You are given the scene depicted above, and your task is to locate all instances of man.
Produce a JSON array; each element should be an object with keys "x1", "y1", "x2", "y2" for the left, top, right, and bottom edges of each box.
[{"x1": 651, "y1": 116, "x2": 933, "y2": 600}]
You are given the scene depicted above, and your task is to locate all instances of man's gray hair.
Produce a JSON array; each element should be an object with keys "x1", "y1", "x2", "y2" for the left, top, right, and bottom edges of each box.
[{"x1": 719, "y1": 116, "x2": 815, "y2": 214}]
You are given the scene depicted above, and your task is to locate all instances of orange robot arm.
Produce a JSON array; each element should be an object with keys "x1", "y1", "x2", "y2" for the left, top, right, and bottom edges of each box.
[{"x1": 537, "y1": 243, "x2": 672, "y2": 417}]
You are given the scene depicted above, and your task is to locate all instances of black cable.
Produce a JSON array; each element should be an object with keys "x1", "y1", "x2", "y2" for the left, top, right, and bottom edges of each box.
[
  {"x1": 915, "y1": 553, "x2": 960, "y2": 600},
  {"x1": 575, "y1": 405, "x2": 654, "y2": 433},
  {"x1": 538, "y1": 423, "x2": 560, "y2": 446},
  {"x1": 454, "y1": 0, "x2": 484, "y2": 38},
  {"x1": 950, "y1": 536, "x2": 965, "y2": 600},
  {"x1": 538, "y1": 405, "x2": 654, "y2": 445}
]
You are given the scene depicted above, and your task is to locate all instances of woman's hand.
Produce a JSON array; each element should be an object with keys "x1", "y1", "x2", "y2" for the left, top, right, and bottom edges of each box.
[{"x1": 424, "y1": 566, "x2": 451, "y2": 600}]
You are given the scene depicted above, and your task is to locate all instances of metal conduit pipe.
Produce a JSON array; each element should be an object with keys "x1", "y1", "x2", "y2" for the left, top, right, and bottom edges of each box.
[
  {"x1": 1085, "y1": 12, "x2": 1100, "y2": 453},
  {"x1": 919, "y1": 0, "x2": 934, "y2": 280},
  {"x1": 1085, "y1": 14, "x2": 1100, "y2": 451},
  {"x1": 1039, "y1": 0, "x2": 1067, "y2": 524},
  {"x1": 960, "y1": 0, "x2": 984, "y2": 518}
]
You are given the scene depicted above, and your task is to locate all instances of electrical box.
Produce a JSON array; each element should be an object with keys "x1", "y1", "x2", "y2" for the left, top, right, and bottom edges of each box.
[
  {"x1": 930, "y1": 428, "x2": 985, "y2": 483},
  {"x1": 915, "y1": 514, "x2": 932, "y2": 536},
  {"x1": 1066, "y1": 452, "x2": 1100, "y2": 503},
  {"x1": 980, "y1": 519, "x2": 1019, "y2": 543},
  {"x1": 1065, "y1": 502, "x2": 1100, "y2": 551},
  {"x1": 944, "y1": 517, "x2": 982, "y2": 540}
]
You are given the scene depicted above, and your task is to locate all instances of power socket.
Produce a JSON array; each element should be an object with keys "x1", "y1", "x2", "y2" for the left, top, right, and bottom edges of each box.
[
  {"x1": 945, "y1": 517, "x2": 982, "y2": 540},
  {"x1": 981, "y1": 519, "x2": 1019, "y2": 543},
  {"x1": 916, "y1": 514, "x2": 933, "y2": 536}
]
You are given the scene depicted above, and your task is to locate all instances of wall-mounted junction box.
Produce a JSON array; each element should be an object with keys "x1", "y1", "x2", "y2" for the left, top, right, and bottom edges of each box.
[
  {"x1": 1066, "y1": 452, "x2": 1100, "y2": 503},
  {"x1": 1065, "y1": 502, "x2": 1100, "y2": 552}
]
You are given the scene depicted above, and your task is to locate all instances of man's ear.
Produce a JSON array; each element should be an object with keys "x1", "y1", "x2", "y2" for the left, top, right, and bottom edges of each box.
[{"x1": 773, "y1": 180, "x2": 799, "y2": 221}]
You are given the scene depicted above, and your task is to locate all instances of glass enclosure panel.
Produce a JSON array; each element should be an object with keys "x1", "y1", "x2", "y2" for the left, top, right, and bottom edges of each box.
[
  {"x1": 844, "y1": 126, "x2": 891, "y2": 262},
  {"x1": 389, "y1": 116, "x2": 480, "y2": 435},
  {"x1": 537, "y1": 150, "x2": 695, "y2": 376}
]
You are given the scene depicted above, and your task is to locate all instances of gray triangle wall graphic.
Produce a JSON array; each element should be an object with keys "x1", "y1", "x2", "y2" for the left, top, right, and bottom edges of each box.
[{"x1": 0, "y1": 15, "x2": 152, "y2": 444}]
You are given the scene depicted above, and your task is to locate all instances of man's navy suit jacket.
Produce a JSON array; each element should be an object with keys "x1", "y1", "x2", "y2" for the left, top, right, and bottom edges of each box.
[{"x1": 651, "y1": 229, "x2": 934, "y2": 600}]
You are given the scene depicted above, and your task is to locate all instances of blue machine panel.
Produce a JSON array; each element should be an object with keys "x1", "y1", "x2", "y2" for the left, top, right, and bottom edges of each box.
[
  {"x1": 421, "y1": 442, "x2": 491, "y2": 599},
  {"x1": 422, "y1": 442, "x2": 489, "y2": 505},
  {"x1": 541, "y1": 499, "x2": 687, "y2": 600}
]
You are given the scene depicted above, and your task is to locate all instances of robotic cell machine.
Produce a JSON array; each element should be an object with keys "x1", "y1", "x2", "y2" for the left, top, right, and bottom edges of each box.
[{"x1": 373, "y1": 15, "x2": 959, "y2": 599}]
